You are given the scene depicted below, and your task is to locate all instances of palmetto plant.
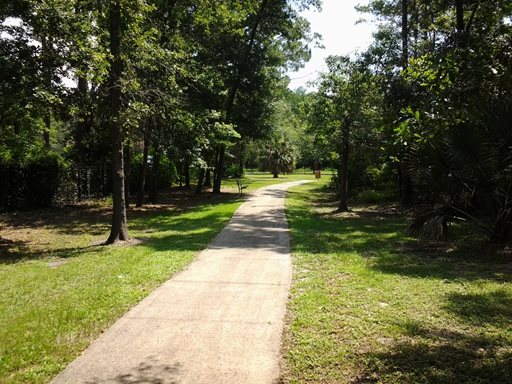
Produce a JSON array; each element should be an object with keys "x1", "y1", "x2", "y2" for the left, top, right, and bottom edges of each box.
[
  {"x1": 261, "y1": 137, "x2": 295, "y2": 178},
  {"x1": 408, "y1": 99, "x2": 512, "y2": 243}
]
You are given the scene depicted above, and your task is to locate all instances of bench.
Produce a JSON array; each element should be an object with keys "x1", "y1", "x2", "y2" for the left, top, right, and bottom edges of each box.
[{"x1": 236, "y1": 179, "x2": 247, "y2": 194}]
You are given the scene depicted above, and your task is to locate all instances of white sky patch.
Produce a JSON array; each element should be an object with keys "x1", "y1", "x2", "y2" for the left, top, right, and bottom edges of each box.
[
  {"x1": 287, "y1": 0, "x2": 377, "y2": 90},
  {"x1": 2, "y1": 17, "x2": 22, "y2": 27},
  {"x1": 1, "y1": 17, "x2": 22, "y2": 40}
]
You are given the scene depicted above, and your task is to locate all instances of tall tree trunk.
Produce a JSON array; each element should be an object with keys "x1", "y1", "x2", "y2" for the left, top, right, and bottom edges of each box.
[
  {"x1": 43, "y1": 113, "x2": 51, "y2": 148},
  {"x1": 195, "y1": 168, "x2": 205, "y2": 195},
  {"x1": 42, "y1": 36, "x2": 51, "y2": 148},
  {"x1": 213, "y1": 0, "x2": 270, "y2": 194},
  {"x1": 148, "y1": 149, "x2": 161, "y2": 203},
  {"x1": 76, "y1": 76, "x2": 90, "y2": 153},
  {"x1": 238, "y1": 141, "x2": 245, "y2": 177},
  {"x1": 136, "y1": 124, "x2": 150, "y2": 207},
  {"x1": 106, "y1": 0, "x2": 128, "y2": 244},
  {"x1": 401, "y1": 0, "x2": 409, "y2": 69},
  {"x1": 213, "y1": 147, "x2": 225, "y2": 193},
  {"x1": 455, "y1": 0, "x2": 465, "y2": 35},
  {"x1": 400, "y1": 160, "x2": 413, "y2": 206},
  {"x1": 204, "y1": 168, "x2": 212, "y2": 187},
  {"x1": 400, "y1": 0, "x2": 413, "y2": 206},
  {"x1": 412, "y1": 0, "x2": 419, "y2": 58},
  {"x1": 338, "y1": 122, "x2": 349, "y2": 212},
  {"x1": 124, "y1": 144, "x2": 131, "y2": 208},
  {"x1": 184, "y1": 159, "x2": 190, "y2": 190}
]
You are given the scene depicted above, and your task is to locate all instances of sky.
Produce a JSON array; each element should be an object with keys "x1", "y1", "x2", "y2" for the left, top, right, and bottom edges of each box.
[{"x1": 287, "y1": 0, "x2": 377, "y2": 90}]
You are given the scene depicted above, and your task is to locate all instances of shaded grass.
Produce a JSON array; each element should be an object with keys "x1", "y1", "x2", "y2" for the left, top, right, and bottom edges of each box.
[{"x1": 283, "y1": 182, "x2": 512, "y2": 384}]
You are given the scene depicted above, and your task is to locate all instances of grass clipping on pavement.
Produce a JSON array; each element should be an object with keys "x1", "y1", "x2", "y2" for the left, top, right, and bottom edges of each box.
[{"x1": 283, "y1": 182, "x2": 512, "y2": 384}]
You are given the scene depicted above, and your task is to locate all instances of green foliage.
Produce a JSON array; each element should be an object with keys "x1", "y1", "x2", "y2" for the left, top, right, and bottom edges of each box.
[
  {"x1": 356, "y1": 0, "x2": 512, "y2": 241},
  {"x1": 25, "y1": 152, "x2": 65, "y2": 208},
  {"x1": 0, "y1": 151, "x2": 72, "y2": 211},
  {"x1": 224, "y1": 163, "x2": 243, "y2": 179},
  {"x1": 407, "y1": 98, "x2": 512, "y2": 243},
  {"x1": 259, "y1": 136, "x2": 296, "y2": 177},
  {"x1": 357, "y1": 190, "x2": 386, "y2": 204}
]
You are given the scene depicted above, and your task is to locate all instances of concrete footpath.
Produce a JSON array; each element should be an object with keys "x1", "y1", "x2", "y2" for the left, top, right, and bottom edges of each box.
[{"x1": 52, "y1": 180, "x2": 310, "y2": 384}]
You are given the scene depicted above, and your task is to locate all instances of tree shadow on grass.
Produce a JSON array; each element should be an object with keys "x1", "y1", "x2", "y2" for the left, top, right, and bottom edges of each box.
[
  {"x1": 370, "y1": 250, "x2": 512, "y2": 283},
  {"x1": 287, "y1": 197, "x2": 407, "y2": 254},
  {"x1": 0, "y1": 208, "x2": 234, "y2": 264},
  {"x1": 444, "y1": 289, "x2": 512, "y2": 327},
  {"x1": 0, "y1": 243, "x2": 105, "y2": 265},
  {"x1": 0, "y1": 193, "x2": 244, "y2": 264},
  {"x1": 353, "y1": 322, "x2": 512, "y2": 384},
  {"x1": 288, "y1": 188, "x2": 512, "y2": 283}
]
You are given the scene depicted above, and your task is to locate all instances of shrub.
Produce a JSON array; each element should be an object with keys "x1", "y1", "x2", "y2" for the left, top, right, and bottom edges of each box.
[
  {"x1": 0, "y1": 152, "x2": 75, "y2": 211},
  {"x1": 0, "y1": 158, "x2": 25, "y2": 210},
  {"x1": 225, "y1": 163, "x2": 243, "y2": 178},
  {"x1": 357, "y1": 190, "x2": 385, "y2": 204},
  {"x1": 25, "y1": 152, "x2": 64, "y2": 208}
]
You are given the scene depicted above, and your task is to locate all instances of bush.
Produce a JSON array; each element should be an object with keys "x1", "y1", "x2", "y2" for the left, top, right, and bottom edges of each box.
[
  {"x1": 129, "y1": 154, "x2": 178, "y2": 193},
  {"x1": 0, "y1": 158, "x2": 25, "y2": 211},
  {"x1": 0, "y1": 152, "x2": 75, "y2": 211},
  {"x1": 25, "y1": 152, "x2": 63, "y2": 208},
  {"x1": 356, "y1": 190, "x2": 386, "y2": 204},
  {"x1": 225, "y1": 163, "x2": 242, "y2": 178}
]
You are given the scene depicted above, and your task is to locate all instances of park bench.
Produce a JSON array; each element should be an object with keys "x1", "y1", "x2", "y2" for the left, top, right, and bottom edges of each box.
[{"x1": 236, "y1": 179, "x2": 247, "y2": 194}]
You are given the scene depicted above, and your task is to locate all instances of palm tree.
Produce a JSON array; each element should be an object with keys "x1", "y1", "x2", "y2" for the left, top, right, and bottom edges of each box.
[
  {"x1": 408, "y1": 99, "x2": 512, "y2": 243},
  {"x1": 262, "y1": 138, "x2": 295, "y2": 178}
]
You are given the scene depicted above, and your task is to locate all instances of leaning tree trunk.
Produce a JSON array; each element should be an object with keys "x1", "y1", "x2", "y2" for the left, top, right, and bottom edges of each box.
[
  {"x1": 106, "y1": 0, "x2": 128, "y2": 244},
  {"x1": 338, "y1": 122, "x2": 349, "y2": 212}
]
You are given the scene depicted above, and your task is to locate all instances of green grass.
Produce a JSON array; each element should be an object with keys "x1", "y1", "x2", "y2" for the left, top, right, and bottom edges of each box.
[
  {"x1": 283, "y1": 182, "x2": 512, "y2": 384},
  {"x1": 222, "y1": 169, "x2": 321, "y2": 192},
  {"x1": 0, "y1": 171, "x2": 315, "y2": 384},
  {"x1": 0, "y1": 195, "x2": 244, "y2": 383}
]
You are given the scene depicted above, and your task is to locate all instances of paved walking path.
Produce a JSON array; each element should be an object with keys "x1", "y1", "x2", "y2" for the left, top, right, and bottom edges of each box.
[{"x1": 52, "y1": 180, "x2": 310, "y2": 384}]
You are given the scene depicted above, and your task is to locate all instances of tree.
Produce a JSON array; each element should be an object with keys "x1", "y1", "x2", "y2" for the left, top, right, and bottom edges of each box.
[
  {"x1": 312, "y1": 56, "x2": 380, "y2": 212},
  {"x1": 261, "y1": 136, "x2": 295, "y2": 178},
  {"x1": 204, "y1": 0, "x2": 318, "y2": 193},
  {"x1": 105, "y1": 0, "x2": 128, "y2": 243},
  {"x1": 358, "y1": 0, "x2": 512, "y2": 242}
]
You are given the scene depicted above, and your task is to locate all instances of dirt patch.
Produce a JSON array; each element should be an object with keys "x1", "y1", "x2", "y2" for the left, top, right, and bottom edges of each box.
[{"x1": 48, "y1": 259, "x2": 68, "y2": 268}]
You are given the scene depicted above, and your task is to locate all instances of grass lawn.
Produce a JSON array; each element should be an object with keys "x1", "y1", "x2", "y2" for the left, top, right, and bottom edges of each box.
[
  {"x1": 0, "y1": 194, "x2": 244, "y2": 383},
  {"x1": 0, "y1": 171, "x2": 315, "y2": 384},
  {"x1": 283, "y1": 182, "x2": 512, "y2": 384},
  {"x1": 222, "y1": 168, "x2": 319, "y2": 192}
]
